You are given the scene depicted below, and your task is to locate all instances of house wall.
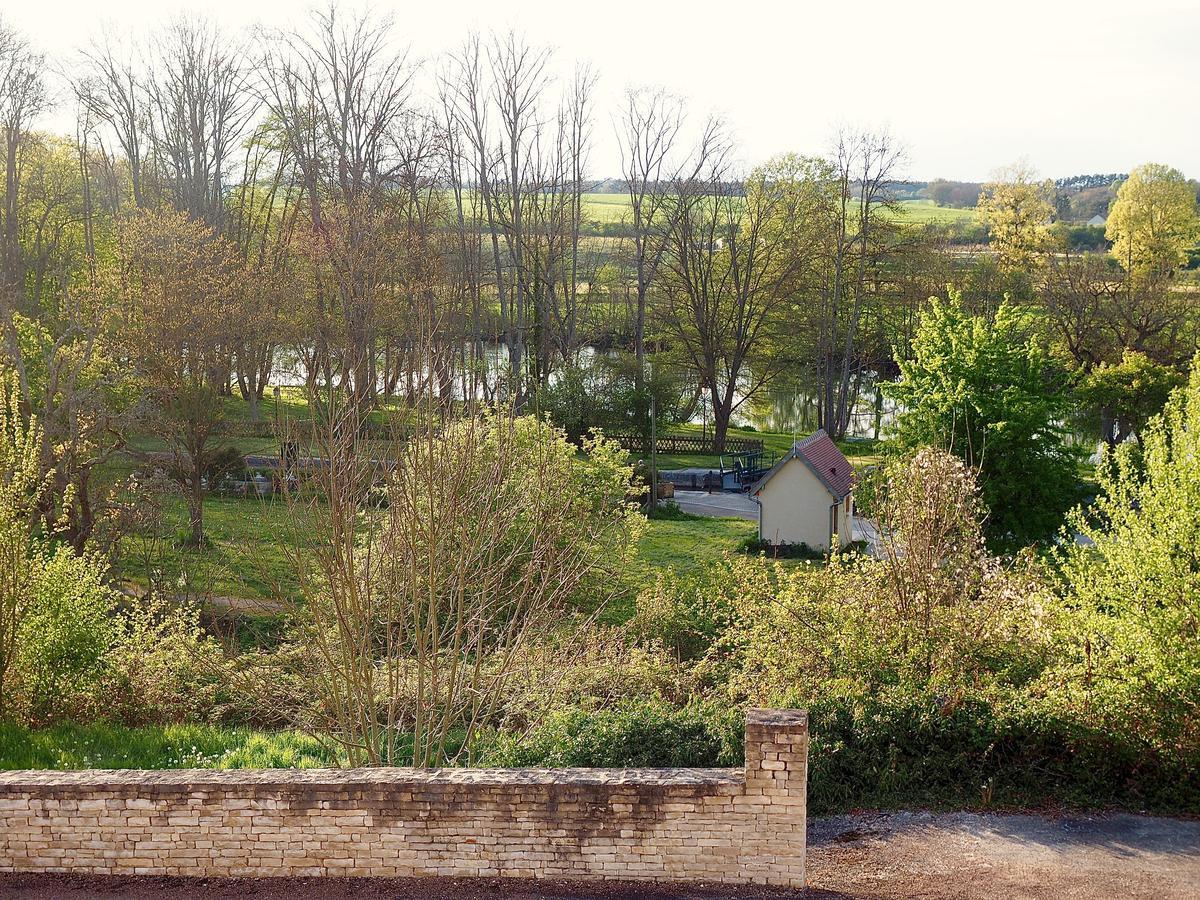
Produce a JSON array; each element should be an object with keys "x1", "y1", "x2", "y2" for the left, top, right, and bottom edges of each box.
[
  {"x1": 0, "y1": 710, "x2": 808, "y2": 888},
  {"x1": 758, "y1": 459, "x2": 853, "y2": 550}
]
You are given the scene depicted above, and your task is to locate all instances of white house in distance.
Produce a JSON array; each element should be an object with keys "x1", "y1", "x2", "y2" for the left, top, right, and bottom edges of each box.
[{"x1": 750, "y1": 430, "x2": 855, "y2": 551}]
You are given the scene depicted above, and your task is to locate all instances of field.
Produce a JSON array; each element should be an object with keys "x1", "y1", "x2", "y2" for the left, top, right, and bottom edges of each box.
[{"x1": 579, "y1": 193, "x2": 977, "y2": 229}]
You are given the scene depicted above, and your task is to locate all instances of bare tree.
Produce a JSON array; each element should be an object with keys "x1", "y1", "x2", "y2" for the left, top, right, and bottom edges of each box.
[
  {"x1": 0, "y1": 20, "x2": 48, "y2": 398},
  {"x1": 661, "y1": 155, "x2": 812, "y2": 451},
  {"x1": 146, "y1": 19, "x2": 256, "y2": 231},
  {"x1": 78, "y1": 32, "x2": 148, "y2": 209},
  {"x1": 259, "y1": 5, "x2": 416, "y2": 417},
  {"x1": 813, "y1": 128, "x2": 905, "y2": 439}
]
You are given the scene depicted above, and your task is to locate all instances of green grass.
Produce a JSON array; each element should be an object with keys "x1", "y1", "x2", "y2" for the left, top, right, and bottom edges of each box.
[
  {"x1": 120, "y1": 493, "x2": 311, "y2": 602},
  {"x1": 0, "y1": 722, "x2": 341, "y2": 770},
  {"x1": 125, "y1": 492, "x2": 753, "y2": 609},
  {"x1": 117, "y1": 419, "x2": 874, "y2": 605},
  {"x1": 636, "y1": 514, "x2": 755, "y2": 579},
  {"x1": 892, "y1": 198, "x2": 978, "y2": 226},
  {"x1": 581, "y1": 192, "x2": 635, "y2": 225},
  {"x1": 580, "y1": 193, "x2": 978, "y2": 229}
]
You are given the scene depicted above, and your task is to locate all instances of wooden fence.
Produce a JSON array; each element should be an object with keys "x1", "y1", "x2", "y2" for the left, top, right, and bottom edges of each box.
[{"x1": 610, "y1": 432, "x2": 763, "y2": 456}]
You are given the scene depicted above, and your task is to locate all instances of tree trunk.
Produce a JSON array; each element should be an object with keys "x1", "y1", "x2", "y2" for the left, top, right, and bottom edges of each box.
[{"x1": 188, "y1": 472, "x2": 205, "y2": 547}]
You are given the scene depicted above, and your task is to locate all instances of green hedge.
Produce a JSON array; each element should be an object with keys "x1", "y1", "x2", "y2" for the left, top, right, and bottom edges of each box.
[
  {"x1": 486, "y1": 701, "x2": 742, "y2": 768},
  {"x1": 490, "y1": 695, "x2": 1200, "y2": 815}
]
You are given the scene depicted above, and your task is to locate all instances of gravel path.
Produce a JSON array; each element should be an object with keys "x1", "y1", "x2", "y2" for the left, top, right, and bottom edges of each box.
[
  {"x1": 0, "y1": 811, "x2": 1195, "y2": 899},
  {"x1": 806, "y1": 810, "x2": 1200, "y2": 899}
]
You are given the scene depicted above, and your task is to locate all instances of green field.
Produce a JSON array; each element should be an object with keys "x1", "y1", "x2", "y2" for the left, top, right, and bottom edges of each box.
[{"x1": 580, "y1": 193, "x2": 977, "y2": 229}]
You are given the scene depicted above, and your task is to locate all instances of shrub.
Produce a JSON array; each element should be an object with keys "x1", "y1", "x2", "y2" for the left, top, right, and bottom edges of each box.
[
  {"x1": 630, "y1": 569, "x2": 731, "y2": 661},
  {"x1": 886, "y1": 292, "x2": 1080, "y2": 547},
  {"x1": 738, "y1": 537, "x2": 824, "y2": 560},
  {"x1": 1055, "y1": 357, "x2": 1200, "y2": 757},
  {"x1": 281, "y1": 409, "x2": 645, "y2": 766},
  {"x1": 485, "y1": 700, "x2": 742, "y2": 768},
  {"x1": 805, "y1": 689, "x2": 1200, "y2": 814},
  {"x1": 642, "y1": 453, "x2": 1054, "y2": 705},
  {"x1": 645, "y1": 499, "x2": 700, "y2": 521},
  {"x1": 100, "y1": 596, "x2": 229, "y2": 726},
  {"x1": 13, "y1": 547, "x2": 119, "y2": 725}
]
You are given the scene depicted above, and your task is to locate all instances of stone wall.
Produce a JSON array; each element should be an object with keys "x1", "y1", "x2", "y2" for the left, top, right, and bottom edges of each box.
[{"x1": 0, "y1": 709, "x2": 807, "y2": 887}]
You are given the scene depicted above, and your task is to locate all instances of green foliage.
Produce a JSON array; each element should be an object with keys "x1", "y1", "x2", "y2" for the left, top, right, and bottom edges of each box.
[
  {"x1": 737, "y1": 537, "x2": 825, "y2": 560},
  {"x1": 644, "y1": 499, "x2": 700, "y2": 521},
  {"x1": 484, "y1": 691, "x2": 1199, "y2": 814},
  {"x1": 0, "y1": 722, "x2": 340, "y2": 770},
  {"x1": 100, "y1": 596, "x2": 228, "y2": 726},
  {"x1": 1077, "y1": 349, "x2": 1182, "y2": 445},
  {"x1": 887, "y1": 292, "x2": 1079, "y2": 547},
  {"x1": 0, "y1": 373, "x2": 49, "y2": 719},
  {"x1": 1057, "y1": 357, "x2": 1200, "y2": 755},
  {"x1": 977, "y1": 165, "x2": 1055, "y2": 271},
  {"x1": 536, "y1": 354, "x2": 690, "y2": 443},
  {"x1": 1107, "y1": 163, "x2": 1199, "y2": 282},
  {"x1": 485, "y1": 700, "x2": 742, "y2": 769},
  {"x1": 13, "y1": 547, "x2": 119, "y2": 725},
  {"x1": 805, "y1": 690, "x2": 1198, "y2": 814}
]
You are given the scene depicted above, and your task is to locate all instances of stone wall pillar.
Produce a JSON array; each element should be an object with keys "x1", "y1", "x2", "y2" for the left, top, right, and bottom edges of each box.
[{"x1": 741, "y1": 708, "x2": 809, "y2": 886}]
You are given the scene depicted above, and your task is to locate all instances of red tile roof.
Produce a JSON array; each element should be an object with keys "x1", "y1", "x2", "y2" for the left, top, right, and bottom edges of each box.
[{"x1": 752, "y1": 429, "x2": 855, "y2": 500}]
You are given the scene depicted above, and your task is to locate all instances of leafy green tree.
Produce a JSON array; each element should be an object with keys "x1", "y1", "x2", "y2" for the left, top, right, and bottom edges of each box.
[
  {"x1": 1106, "y1": 163, "x2": 1199, "y2": 283},
  {"x1": 978, "y1": 163, "x2": 1055, "y2": 272},
  {"x1": 1058, "y1": 358, "x2": 1200, "y2": 754},
  {"x1": 886, "y1": 292, "x2": 1078, "y2": 547},
  {"x1": 1077, "y1": 349, "x2": 1182, "y2": 447},
  {"x1": 0, "y1": 375, "x2": 49, "y2": 719}
]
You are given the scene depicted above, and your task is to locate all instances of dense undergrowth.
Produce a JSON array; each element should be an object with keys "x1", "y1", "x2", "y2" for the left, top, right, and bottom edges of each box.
[{"x1": 5, "y1": 375, "x2": 1200, "y2": 818}]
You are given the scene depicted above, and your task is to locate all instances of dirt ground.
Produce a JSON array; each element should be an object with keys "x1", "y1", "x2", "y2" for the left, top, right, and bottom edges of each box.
[
  {"x1": 0, "y1": 811, "x2": 1196, "y2": 899},
  {"x1": 804, "y1": 810, "x2": 1199, "y2": 899}
]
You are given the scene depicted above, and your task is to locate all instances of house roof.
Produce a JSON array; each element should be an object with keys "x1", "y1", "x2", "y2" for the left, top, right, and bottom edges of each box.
[{"x1": 751, "y1": 429, "x2": 855, "y2": 501}]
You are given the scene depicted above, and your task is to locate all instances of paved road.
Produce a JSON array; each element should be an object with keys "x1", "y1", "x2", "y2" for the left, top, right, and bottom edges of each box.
[
  {"x1": 806, "y1": 810, "x2": 1200, "y2": 899},
  {"x1": 673, "y1": 489, "x2": 758, "y2": 520}
]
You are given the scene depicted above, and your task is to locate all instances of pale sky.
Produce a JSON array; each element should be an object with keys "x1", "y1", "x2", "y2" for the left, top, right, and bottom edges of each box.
[{"x1": 7, "y1": 0, "x2": 1198, "y2": 182}]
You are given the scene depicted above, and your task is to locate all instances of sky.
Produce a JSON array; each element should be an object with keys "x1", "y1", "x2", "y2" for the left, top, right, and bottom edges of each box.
[{"x1": 6, "y1": 0, "x2": 1199, "y2": 183}]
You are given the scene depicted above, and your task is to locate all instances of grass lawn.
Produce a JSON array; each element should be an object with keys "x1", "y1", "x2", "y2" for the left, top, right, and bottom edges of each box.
[
  {"x1": 116, "y1": 419, "x2": 867, "y2": 605},
  {"x1": 120, "y1": 493, "x2": 311, "y2": 602},
  {"x1": 0, "y1": 722, "x2": 341, "y2": 770},
  {"x1": 124, "y1": 490, "x2": 752, "y2": 607},
  {"x1": 635, "y1": 513, "x2": 755, "y2": 579},
  {"x1": 893, "y1": 198, "x2": 977, "y2": 226}
]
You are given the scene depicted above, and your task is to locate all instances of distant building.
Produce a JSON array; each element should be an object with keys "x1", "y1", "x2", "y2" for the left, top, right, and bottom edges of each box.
[
  {"x1": 1087, "y1": 214, "x2": 1107, "y2": 227},
  {"x1": 750, "y1": 430, "x2": 855, "y2": 551}
]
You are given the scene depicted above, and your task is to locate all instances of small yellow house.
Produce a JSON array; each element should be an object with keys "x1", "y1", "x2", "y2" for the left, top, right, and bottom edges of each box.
[{"x1": 750, "y1": 430, "x2": 855, "y2": 551}]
